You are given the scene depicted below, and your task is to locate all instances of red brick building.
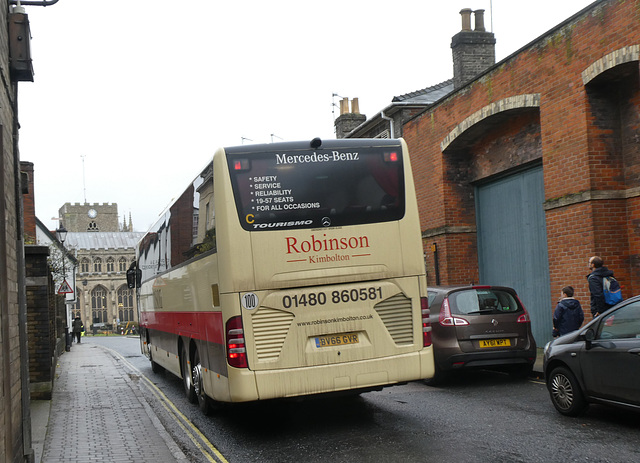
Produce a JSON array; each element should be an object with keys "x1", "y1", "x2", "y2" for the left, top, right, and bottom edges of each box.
[
  {"x1": 399, "y1": 0, "x2": 640, "y2": 343},
  {"x1": 339, "y1": 0, "x2": 640, "y2": 344}
]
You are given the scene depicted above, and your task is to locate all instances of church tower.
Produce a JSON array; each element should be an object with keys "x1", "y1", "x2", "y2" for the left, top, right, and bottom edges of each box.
[{"x1": 58, "y1": 202, "x2": 120, "y2": 232}]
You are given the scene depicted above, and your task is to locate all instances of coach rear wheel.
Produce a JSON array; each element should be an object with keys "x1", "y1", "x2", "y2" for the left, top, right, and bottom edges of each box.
[
  {"x1": 181, "y1": 344, "x2": 197, "y2": 403},
  {"x1": 150, "y1": 350, "x2": 164, "y2": 374},
  {"x1": 192, "y1": 349, "x2": 213, "y2": 415}
]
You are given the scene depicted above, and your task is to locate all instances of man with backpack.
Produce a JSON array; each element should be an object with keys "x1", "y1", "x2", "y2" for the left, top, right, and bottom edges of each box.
[{"x1": 587, "y1": 256, "x2": 622, "y2": 318}]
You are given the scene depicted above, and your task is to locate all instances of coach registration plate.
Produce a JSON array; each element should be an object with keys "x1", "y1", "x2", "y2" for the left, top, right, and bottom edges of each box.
[
  {"x1": 479, "y1": 338, "x2": 511, "y2": 348},
  {"x1": 315, "y1": 332, "x2": 359, "y2": 348}
]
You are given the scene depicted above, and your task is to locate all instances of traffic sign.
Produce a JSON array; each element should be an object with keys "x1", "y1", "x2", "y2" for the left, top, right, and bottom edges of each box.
[{"x1": 57, "y1": 279, "x2": 73, "y2": 294}]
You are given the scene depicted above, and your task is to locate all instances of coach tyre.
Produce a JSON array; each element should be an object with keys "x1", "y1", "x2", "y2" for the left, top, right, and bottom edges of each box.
[
  {"x1": 192, "y1": 348, "x2": 213, "y2": 415},
  {"x1": 181, "y1": 343, "x2": 197, "y2": 403},
  {"x1": 548, "y1": 366, "x2": 587, "y2": 416},
  {"x1": 150, "y1": 349, "x2": 164, "y2": 374},
  {"x1": 148, "y1": 333, "x2": 164, "y2": 374}
]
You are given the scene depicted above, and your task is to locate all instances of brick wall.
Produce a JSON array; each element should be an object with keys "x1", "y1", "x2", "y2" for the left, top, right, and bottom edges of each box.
[
  {"x1": 404, "y1": 0, "x2": 640, "y2": 320},
  {"x1": 25, "y1": 246, "x2": 64, "y2": 400},
  {"x1": 1, "y1": 2, "x2": 28, "y2": 462}
]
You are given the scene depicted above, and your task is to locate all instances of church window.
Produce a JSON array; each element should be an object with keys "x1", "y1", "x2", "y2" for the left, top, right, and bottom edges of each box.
[
  {"x1": 118, "y1": 257, "x2": 127, "y2": 272},
  {"x1": 93, "y1": 258, "x2": 102, "y2": 273},
  {"x1": 91, "y1": 286, "x2": 108, "y2": 324},
  {"x1": 117, "y1": 285, "x2": 134, "y2": 322},
  {"x1": 107, "y1": 257, "x2": 115, "y2": 272}
]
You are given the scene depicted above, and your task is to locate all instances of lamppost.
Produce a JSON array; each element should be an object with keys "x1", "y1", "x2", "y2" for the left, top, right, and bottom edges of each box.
[
  {"x1": 56, "y1": 225, "x2": 67, "y2": 280},
  {"x1": 56, "y1": 226, "x2": 71, "y2": 351}
]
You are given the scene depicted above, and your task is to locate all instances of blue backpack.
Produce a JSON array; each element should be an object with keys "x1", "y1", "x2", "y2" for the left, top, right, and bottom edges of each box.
[{"x1": 603, "y1": 276, "x2": 623, "y2": 306}]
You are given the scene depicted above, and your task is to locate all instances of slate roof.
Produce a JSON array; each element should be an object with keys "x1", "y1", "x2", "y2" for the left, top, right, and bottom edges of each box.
[
  {"x1": 392, "y1": 78, "x2": 454, "y2": 105},
  {"x1": 64, "y1": 232, "x2": 145, "y2": 250}
]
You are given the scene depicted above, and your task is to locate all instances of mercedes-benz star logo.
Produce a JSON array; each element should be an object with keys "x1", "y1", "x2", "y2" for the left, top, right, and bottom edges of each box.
[{"x1": 321, "y1": 217, "x2": 331, "y2": 227}]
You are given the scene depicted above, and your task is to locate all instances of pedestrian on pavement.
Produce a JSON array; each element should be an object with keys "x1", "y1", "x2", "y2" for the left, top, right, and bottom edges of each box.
[
  {"x1": 553, "y1": 286, "x2": 584, "y2": 337},
  {"x1": 587, "y1": 255, "x2": 616, "y2": 318},
  {"x1": 72, "y1": 316, "x2": 84, "y2": 343}
]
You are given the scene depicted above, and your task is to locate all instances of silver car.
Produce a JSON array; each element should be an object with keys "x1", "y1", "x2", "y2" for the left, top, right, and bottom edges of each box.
[{"x1": 544, "y1": 295, "x2": 640, "y2": 416}]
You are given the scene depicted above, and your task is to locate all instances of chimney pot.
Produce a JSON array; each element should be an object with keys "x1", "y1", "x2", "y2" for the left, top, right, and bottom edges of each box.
[
  {"x1": 460, "y1": 8, "x2": 472, "y2": 31},
  {"x1": 340, "y1": 97, "x2": 349, "y2": 115},
  {"x1": 474, "y1": 9, "x2": 486, "y2": 32},
  {"x1": 351, "y1": 98, "x2": 360, "y2": 115}
]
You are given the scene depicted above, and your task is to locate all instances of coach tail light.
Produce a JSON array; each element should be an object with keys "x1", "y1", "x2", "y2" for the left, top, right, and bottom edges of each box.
[
  {"x1": 226, "y1": 316, "x2": 248, "y2": 368},
  {"x1": 422, "y1": 297, "x2": 432, "y2": 347}
]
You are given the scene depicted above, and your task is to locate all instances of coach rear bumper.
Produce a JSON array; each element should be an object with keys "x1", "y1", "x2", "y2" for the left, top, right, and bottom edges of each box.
[{"x1": 225, "y1": 347, "x2": 434, "y2": 402}]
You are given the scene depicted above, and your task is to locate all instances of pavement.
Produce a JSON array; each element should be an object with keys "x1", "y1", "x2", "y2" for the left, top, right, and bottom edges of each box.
[{"x1": 31, "y1": 339, "x2": 187, "y2": 463}]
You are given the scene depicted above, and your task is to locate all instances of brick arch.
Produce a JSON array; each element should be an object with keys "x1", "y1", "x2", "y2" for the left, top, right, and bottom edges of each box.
[
  {"x1": 440, "y1": 94, "x2": 541, "y2": 153},
  {"x1": 582, "y1": 45, "x2": 639, "y2": 85}
]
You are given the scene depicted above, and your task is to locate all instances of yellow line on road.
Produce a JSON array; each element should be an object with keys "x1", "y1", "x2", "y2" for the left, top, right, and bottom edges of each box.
[{"x1": 102, "y1": 345, "x2": 229, "y2": 463}]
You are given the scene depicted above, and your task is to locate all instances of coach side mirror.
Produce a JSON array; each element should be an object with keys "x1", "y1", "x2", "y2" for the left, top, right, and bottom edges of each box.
[
  {"x1": 126, "y1": 268, "x2": 142, "y2": 289},
  {"x1": 126, "y1": 261, "x2": 142, "y2": 289},
  {"x1": 126, "y1": 268, "x2": 136, "y2": 288}
]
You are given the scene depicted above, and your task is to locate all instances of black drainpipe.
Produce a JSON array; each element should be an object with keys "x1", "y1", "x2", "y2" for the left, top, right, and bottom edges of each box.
[{"x1": 432, "y1": 243, "x2": 440, "y2": 285}]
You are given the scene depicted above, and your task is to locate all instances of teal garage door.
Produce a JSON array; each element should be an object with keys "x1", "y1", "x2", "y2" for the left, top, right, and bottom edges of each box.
[{"x1": 476, "y1": 165, "x2": 552, "y2": 346}]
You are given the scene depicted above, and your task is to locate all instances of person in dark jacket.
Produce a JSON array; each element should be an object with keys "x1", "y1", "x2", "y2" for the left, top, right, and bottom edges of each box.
[
  {"x1": 553, "y1": 286, "x2": 584, "y2": 337},
  {"x1": 587, "y1": 256, "x2": 616, "y2": 317},
  {"x1": 72, "y1": 317, "x2": 84, "y2": 343}
]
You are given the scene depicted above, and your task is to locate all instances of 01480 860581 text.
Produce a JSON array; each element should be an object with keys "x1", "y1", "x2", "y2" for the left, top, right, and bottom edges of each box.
[{"x1": 282, "y1": 287, "x2": 383, "y2": 309}]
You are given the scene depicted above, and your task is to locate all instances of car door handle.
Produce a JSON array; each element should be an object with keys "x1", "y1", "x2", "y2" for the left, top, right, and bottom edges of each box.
[{"x1": 628, "y1": 348, "x2": 640, "y2": 355}]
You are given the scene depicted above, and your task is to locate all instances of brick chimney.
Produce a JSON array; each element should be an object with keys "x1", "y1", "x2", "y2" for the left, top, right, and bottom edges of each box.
[
  {"x1": 451, "y1": 8, "x2": 496, "y2": 89},
  {"x1": 334, "y1": 97, "x2": 366, "y2": 139}
]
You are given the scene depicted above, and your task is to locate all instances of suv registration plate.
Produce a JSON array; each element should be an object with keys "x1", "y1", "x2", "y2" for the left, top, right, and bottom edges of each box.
[{"x1": 479, "y1": 338, "x2": 511, "y2": 348}]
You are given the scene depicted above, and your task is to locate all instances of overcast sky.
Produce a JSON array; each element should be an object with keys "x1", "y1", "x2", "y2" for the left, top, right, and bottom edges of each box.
[{"x1": 18, "y1": 0, "x2": 596, "y2": 233}]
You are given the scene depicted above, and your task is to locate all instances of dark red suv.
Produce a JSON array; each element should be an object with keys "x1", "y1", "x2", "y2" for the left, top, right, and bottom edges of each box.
[{"x1": 426, "y1": 285, "x2": 537, "y2": 384}]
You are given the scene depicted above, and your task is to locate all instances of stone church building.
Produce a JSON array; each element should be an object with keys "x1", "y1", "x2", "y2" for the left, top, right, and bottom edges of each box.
[{"x1": 59, "y1": 202, "x2": 144, "y2": 331}]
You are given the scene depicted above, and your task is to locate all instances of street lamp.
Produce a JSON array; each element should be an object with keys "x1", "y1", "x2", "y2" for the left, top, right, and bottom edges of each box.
[
  {"x1": 56, "y1": 226, "x2": 67, "y2": 279},
  {"x1": 56, "y1": 226, "x2": 71, "y2": 351}
]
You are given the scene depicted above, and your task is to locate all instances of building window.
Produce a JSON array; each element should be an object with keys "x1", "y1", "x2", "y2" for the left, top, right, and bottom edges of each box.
[
  {"x1": 117, "y1": 285, "x2": 134, "y2": 322},
  {"x1": 191, "y1": 209, "x2": 198, "y2": 245},
  {"x1": 80, "y1": 258, "x2": 90, "y2": 273},
  {"x1": 93, "y1": 258, "x2": 102, "y2": 273},
  {"x1": 118, "y1": 257, "x2": 127, "y2": 272},
  {"x1": 87, "y1": 221, "x2": 99, "y2": 232},
  {"x1": 107, "y1": 257, "x2": 115, "y2": 273},
  {"x1": 91, "y1": 286, "x2": 108, "y2": 324}
]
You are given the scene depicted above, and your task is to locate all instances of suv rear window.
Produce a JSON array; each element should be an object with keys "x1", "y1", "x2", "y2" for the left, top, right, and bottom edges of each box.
[{"x1": 449, "y1": 289, "x2": 521, "y2": 315}]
